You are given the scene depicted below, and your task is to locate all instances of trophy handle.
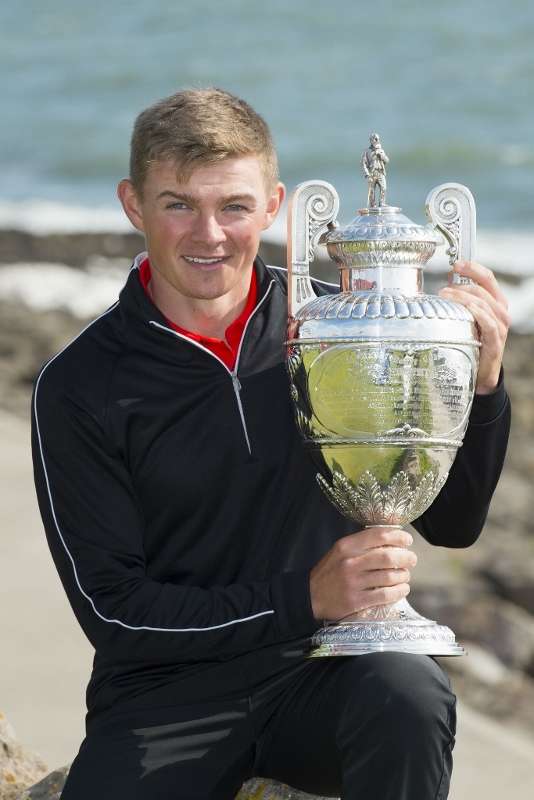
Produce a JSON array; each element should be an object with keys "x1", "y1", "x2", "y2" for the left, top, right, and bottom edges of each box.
[
  {"x1": 425, "y1": 183, "x2": 476, "y2": 286},
  {"x1": 287, "y1": 180, "x2": 340, "y2": 317}
]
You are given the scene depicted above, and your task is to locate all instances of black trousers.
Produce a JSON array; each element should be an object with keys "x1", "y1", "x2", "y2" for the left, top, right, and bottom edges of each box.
[{"x1": 61, "y1": 653, "x2": 456, "y2": 800}]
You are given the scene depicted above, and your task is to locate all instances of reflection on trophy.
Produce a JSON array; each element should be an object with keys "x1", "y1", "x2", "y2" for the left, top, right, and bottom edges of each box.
[{"x1": 286, "y1": 136, "x2": 479, "y2": 657}]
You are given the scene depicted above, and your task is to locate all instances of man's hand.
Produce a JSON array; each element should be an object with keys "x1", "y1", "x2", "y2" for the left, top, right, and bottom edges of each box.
[
  {"x1": 439, "y1": 261, "x2": 510, "y2": 395},
  {"x1": 309, "y1": 527, "x2": 417, "y2": 622}
]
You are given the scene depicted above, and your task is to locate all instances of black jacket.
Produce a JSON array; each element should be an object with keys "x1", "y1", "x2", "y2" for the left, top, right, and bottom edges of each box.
[{"x1": 31, "y1": 255, "x2": 511, "y2": 723}]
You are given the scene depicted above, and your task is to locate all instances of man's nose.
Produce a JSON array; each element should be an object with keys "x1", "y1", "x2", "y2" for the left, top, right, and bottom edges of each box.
[{"x1": 191, "y1": 212, "x2": 226, "y2": 245}]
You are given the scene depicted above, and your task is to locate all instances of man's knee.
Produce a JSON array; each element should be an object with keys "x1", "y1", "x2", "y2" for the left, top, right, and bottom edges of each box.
[{"x1": 336, "y1": 653, "x2": 456, "y2": 747}]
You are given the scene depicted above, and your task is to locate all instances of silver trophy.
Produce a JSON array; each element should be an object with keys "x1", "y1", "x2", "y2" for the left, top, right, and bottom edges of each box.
[{"x1": 286, "y1": 136, "x2": 479, "y2": 657}]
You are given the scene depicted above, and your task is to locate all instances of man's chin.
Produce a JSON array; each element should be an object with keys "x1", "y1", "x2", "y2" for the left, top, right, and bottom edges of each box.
[{"x1": 181, "y1": 276, "x2": 237, "y2": 302}]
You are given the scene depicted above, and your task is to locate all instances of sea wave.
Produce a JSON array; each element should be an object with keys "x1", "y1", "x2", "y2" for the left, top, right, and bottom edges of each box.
[
  {"x1": 0, "y1": 258, "x2": 129, "y2": 319},
  {"x1": 1, "y1": 255, "x2": 533, "y2": 332},
  {"x1": 0, "y1": 199, "x2": 133, "y2": 235}
]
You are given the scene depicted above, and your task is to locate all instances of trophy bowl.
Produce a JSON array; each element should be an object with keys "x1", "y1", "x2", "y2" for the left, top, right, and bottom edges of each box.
[{"x1": 286, "y1": 138, "x2": 480, "y2": 657}]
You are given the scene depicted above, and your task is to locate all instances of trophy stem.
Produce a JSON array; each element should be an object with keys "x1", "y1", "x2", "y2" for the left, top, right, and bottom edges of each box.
[{"x1": 308, "y1": 531, "x2": 465, "y2": 658}]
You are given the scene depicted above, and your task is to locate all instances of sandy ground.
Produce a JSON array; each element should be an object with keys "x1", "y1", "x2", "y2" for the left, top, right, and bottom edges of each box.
[{"x1": 1, "y1": 408, "x2": 534, "y2": 798}]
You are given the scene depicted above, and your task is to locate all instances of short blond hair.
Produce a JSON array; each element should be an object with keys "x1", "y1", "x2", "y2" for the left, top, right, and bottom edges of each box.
[{"x1": 130, "y1": 88, "x2": 279, "y2": 194}]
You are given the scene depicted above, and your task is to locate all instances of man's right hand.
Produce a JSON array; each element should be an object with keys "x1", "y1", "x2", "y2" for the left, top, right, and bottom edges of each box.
[{"x1": 309, "y1": 527, "x2": 417, "y2": 622}]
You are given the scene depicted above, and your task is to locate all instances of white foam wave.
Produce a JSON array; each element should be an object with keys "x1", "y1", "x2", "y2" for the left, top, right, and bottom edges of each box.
[
  {"x1": 427, "y1": 230, "x2": 534, "y2": 279},
  {"x1": 0, "y1": 255, "x2": 533, "y2": 331},
  {"x1": 0, "y1": 200, "x2": 134, "y2": 234},
  {"x1": 0, "y1": 258, "x2": 129, "y2": 318}
]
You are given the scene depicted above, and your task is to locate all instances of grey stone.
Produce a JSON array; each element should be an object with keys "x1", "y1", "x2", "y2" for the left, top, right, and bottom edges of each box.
[
  {"x1": 15, "y1": 768, "x2": 68, "y2": 800},
  {"x1": 440, "y1": 641, "x2": 534, "y2": 739},
  {"x1": 16, "y1": 767, "x2": 331, "y2": 800},
  {"x1": 0, "y1": 711, "x2": 47, "y2": 800},
  {"x1": 412, "y1": 586, "x2": 534, "y2": 674}
]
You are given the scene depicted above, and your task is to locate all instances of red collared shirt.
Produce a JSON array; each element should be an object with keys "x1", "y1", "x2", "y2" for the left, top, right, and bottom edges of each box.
[{"x1": 138, "y1": 257, "x2": 257, "y2": 371}]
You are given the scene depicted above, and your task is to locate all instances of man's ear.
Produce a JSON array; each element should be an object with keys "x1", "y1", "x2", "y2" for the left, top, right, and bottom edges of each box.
[
  {"x1": 117, "y1": 179, "x2": 145, "y2": 233},
  {"x1": 263, "y1": 182, "x2": 286, "y2": 229}
]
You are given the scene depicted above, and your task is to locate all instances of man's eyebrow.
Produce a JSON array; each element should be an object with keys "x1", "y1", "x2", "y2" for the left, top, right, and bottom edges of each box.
[
  {"x1": 156, "y1": 191, "x2": 257, "y2": 204},
  {"x1": 157, "y1": 191, "x2": 196, "y2": 202},
  {"x1": 222, "y1": 193, "x2": 257, "y2": 205}
]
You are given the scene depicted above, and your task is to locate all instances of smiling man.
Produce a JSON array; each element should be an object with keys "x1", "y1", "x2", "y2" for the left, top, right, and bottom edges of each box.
[
  {"x1": 118, "y1": 156, "x2": 283, "y2": 339},
  {"x1": 32, "y1": 89, "x2": 511, "y2": 799}
]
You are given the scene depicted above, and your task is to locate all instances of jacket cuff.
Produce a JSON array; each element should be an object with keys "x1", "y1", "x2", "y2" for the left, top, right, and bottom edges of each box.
[
  {"x1": 270, "y1": 570, "x2": 318, "y2": 640},
  {"x1": 470, "y1": 367, "x2": 508, "y2": 425}
]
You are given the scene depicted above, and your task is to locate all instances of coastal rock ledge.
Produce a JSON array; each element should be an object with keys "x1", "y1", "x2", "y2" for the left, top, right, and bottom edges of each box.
[
  {"x1": 1, "y1": 713, "x2": 330, "y2": 800},
  {"x1": 0, "y1": 712, "x2": 47, "y2": 800},
  {"x1": 15, "y1": 769, "x2": 330, "y2": 800}
]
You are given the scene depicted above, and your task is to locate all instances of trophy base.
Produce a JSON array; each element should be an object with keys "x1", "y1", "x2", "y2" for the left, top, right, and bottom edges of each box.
[{"x1": 308, "y1": 598, "x2": 465, "y2": 658}]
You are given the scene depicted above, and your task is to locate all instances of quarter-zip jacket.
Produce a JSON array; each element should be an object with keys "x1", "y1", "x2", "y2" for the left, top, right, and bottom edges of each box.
[{"x1": 32, "y1": 255, "x2": 511, "y2": 722}]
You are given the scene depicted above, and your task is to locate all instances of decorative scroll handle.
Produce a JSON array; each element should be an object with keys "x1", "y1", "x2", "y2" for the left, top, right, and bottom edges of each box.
[
  {"x1": 287, "y1": 180, "x2": 340, "y2": 317},
  {"x1": 425, "y1": 183, "x2": 477, "y2": 286}
]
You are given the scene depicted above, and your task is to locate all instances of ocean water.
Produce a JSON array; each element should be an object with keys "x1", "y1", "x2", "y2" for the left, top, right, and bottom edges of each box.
[
  {"x1": 1, "y1": 1, "x2": 533, "y2": 222},
  {"x1": 1, "y1": 1, "x2": 533, "y2": 326}
]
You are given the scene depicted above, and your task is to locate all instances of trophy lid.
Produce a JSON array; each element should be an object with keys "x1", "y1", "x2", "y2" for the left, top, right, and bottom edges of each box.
[
  {"x1": 321, "y1": 134, "x2": 441, "y2": 267},
  {"x1": 323, "y1": 205, "x2": 441, "y2": 246}
]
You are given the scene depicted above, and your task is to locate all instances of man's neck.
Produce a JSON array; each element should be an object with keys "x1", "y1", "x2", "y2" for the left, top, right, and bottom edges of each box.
[{"x1": 148, "y1": 267, "x2": 252, "y2": 340}]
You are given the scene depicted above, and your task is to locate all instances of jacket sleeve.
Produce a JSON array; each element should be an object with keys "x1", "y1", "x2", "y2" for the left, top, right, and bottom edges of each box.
[
  {"x1": 31, "y1": 368, "x2": 317, "y2": 666},
  {"x1": 412, "y1": 370, "x2": 511, "y2": 547}
]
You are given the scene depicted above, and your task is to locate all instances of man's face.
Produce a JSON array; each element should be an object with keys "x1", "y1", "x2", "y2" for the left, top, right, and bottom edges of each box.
[{"x1": 118, "y1": 155, "x2": 284, "y2": 303}]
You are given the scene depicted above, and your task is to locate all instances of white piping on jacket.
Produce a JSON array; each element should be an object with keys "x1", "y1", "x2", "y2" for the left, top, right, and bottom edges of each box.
[
  {"x1": 33, "y1": 287, "x2": 275, "y2": 634},
  {"x1": 149, "y1": 279, "x2": 276, "y2": 457}
]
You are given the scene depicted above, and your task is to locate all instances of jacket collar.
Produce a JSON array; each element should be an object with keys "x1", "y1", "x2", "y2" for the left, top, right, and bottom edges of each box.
[{"x1": 118, "y1": 251, "x2": 282, "y2": 340}]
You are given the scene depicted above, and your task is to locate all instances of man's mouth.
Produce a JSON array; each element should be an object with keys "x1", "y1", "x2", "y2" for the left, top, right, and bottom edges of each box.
[{"x1": 183, "y1": 255, "x2": 228, "y2": 265}]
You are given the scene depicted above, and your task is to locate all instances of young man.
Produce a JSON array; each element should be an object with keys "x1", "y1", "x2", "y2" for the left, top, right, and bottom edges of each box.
[{"x1": 32, "y1": 89, "x2": 511, "y2": 799}]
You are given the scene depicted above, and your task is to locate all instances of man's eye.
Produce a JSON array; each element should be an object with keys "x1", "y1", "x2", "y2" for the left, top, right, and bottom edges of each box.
[
  {"x1": 166, "y1": 202, "x2": 190, "y2": 210},
  {"x1": 225, "y1": 203, "x2": 248, "y2": 212}
]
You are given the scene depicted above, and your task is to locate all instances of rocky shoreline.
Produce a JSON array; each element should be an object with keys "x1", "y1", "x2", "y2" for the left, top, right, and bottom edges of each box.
[{"x1": 1, "y1": 230, "x2": 533, "y2": 798}]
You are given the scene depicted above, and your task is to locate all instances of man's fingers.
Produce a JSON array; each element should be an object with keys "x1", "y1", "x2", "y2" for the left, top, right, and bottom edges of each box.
[
  {"x1": 357, "y1": 583, "x2": 411, "y2": 611},
  {"x1": 440, "y1": 289, "x2": 508, "y2": 344},
  {"x1": 451, "y1": 260, "x2": 509, "y2": 308},
  {"x1": 311, "y1": 529, "x2": 416, "y2": 620},
  {"x1": 338, "y1": 527, "x2": 413, "y2": 555},
  {"x1": 440, "y1": 283, "x2": 511, "y2": 329},
  {"x1": 352, "y1": 546, "x2": 418, "y2": 572},
  {"x1": 360, "y1": 568, "x2": 411, "y2": 589}
]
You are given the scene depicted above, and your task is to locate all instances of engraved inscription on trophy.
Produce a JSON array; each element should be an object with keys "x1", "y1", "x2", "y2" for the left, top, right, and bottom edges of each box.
[{"x1": 305, "y1": 344, "x2": 473, "y2": 441}]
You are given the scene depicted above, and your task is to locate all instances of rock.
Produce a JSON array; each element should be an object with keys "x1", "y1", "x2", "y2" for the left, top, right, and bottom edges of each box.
[
  {"x1": 439, "y1": 641, "x2": 534, "y2": 739},
  {"x1": 238, "y1": 779, "x2": 331, "y2": 799},
  {"x1": 16, "y1": 768, "x2": 331, "y2": 800},
  {"x1": 0, "y1": 231, "x2": 144, "y2": 269},
  {"x1": 0, "y1": 711, "x2": 47, "y2": 800},
  {"x1": 412, "y1": 585, "x2": 534, "y2": 675},
  {"x1": 478, "y1": 554, "x2": 534, "y2": 617},
  {"x1": 0, "y1": 300, "x2": 83, "y2": 418},
  {"x1": 15, "y1": 768, "x2": 68, "y2": 800}
]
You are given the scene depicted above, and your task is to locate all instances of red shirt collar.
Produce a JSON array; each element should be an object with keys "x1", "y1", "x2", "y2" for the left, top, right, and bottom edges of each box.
[{"x1": 138, "y1": 257, "x2": 257, "y2": 370}]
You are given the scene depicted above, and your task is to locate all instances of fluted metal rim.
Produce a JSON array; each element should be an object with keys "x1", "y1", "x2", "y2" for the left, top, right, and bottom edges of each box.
[
  {"x1": 304, "y1": 437, "x2": 463, "y2": 448},
  {"x1": 293, "y1": 292, "x2": 476, "y2": 323},
  {"x1": 286, "y1": 337, "x2": 481, "y2": 348}
]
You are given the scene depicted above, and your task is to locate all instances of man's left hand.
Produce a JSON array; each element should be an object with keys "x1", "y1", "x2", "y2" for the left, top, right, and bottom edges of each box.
[{"x1": 439, "y1": 261, "x2": 510, "y2": 395}]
